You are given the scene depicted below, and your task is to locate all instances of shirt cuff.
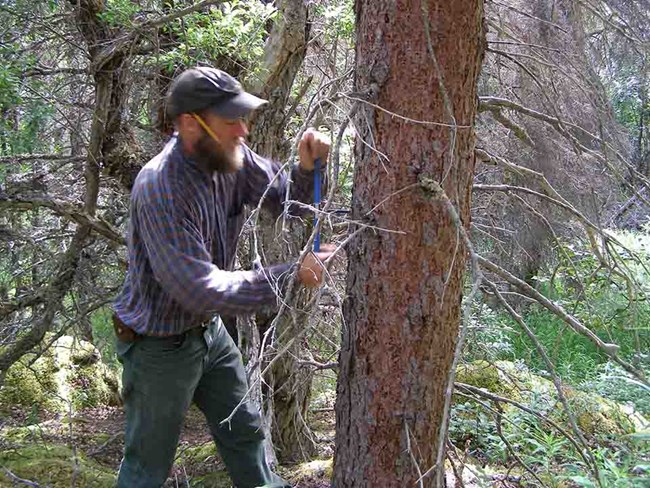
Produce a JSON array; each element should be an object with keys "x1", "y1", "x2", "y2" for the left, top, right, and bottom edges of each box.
[{"x1": 260, "y1": 261, "x2": 299, "y2": 296}]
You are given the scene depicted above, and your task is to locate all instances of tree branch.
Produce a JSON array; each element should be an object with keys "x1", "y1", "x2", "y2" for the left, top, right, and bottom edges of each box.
[
  {"x1": 481, "y1": 107, "x2": 535, "y2": 147},
  {"x1": 0, "y1": 293, "x2": 46, "y2": 320},
  {"x1": 92, "y1": 0, "x2": 224, "y2": 70},
  {"x1": 477, "y1": 254, "x2": 647, "y2": 384},
  {"x1": 473, "y1": 184, "x2": 597, "y2": 228},
  {"x1": 0, "y1": 154, "x2": 84, "y2": 163},
  {"x1": 0, "y1": 194, "x2": 125, "y2": 246},
  {"x1": 23, "y1": 67, "x2": 88, "y2": 77},
  {"x1": 478, "y1": 96, "x2": 650, "y2": 195},
  {"x1": 138, "y1": 0, "x2": 224, "y2": 31}
]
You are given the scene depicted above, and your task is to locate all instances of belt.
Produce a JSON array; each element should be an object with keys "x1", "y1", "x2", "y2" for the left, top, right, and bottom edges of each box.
[{"x1": 112, "y1": 313, "x2": 207, "y2": 344}]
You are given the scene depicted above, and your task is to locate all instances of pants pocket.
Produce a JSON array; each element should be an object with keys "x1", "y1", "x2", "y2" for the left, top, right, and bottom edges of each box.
[{"x1": 115, "y1": 338, "x2": 135, "y2": 363}]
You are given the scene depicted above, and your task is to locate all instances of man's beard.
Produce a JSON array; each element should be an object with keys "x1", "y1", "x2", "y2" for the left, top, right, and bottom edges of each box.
[{"x1": 193, "y1": 133, "x2": 244, "y2": 173}]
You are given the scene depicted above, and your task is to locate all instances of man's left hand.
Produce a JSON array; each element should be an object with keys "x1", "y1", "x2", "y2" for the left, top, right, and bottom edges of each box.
[{"x1": 298, "y1": 128, "x2": 330, "y2": 171}]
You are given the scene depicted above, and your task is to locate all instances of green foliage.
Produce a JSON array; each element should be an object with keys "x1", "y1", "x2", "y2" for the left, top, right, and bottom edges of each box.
[
  {"x1": 310, "y1": 371, "x2": 337, "y2": 411},
  {"x1": 0, "y1": 13, "x2": 55, "y2": 156},
  {"x1": 0, "y1": 57, "x2": 21, "y2": 109},
  {"x1": 459, "y1": 228, "x2": 650, "y2": 485},
  {"x1": 0, "y1": 74, "x2": 55, "y2": 155},
  {"x1": 450, "y1": 378, "x2": 648, "y2": 487},
  {"x1": 504, "y1": 308, "x2": 614, "y2": 382},
  {"x1": 97, "y1": 0, "x2": 140, "y2": 27},
  {"x1": 333, "y1": 131, "x2": 356, "y2": 206},
  {"x1": 582, "y1": 362, "x2": 650, "y2": 416},
  {"x1": 153, "y1": 1, "x2": 276, "y2": 85},
  {"x1": 464, "y1": 305, "x2": 515, "y2": 362},
  {"x1": 566, "y1": 446, "x2": 649, "y2": 487},
  {"x1": 316, "y1": 0, "x2": 355, "y2": 42},
  {"x1": 603, "y1": 61, "x2": 648, "y2": 153},
  {"x1": 476, "y1": 230, "x2": 650, "y2": 388},
  {"x1": 90, "y1": 306, "x2": 119, "y2": 368}
]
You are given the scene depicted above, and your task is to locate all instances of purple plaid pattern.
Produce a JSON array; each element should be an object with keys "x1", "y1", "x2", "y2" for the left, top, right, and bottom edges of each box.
[{"x1": 114, "y1": 135, "x2": 320, "y2": 336}]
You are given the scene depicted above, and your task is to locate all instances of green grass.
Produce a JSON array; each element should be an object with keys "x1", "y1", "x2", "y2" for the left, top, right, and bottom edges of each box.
[
  {"x1": 499, "y1": 306, "x2": 648, "y2": 384},
  {"x1": 90, "y1": 307, "x2": 119, "y2": 369}
]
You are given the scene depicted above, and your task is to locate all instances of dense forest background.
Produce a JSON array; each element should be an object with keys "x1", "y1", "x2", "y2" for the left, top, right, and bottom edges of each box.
[{"x1": 0, "y1": 0, "x2": 648, "y2": 486}]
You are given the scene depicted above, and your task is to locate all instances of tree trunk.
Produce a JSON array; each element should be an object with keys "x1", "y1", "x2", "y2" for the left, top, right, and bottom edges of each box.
[
  {"x1": 243, "y1": 0, "x2": 317, "y2": 465},
  {"x1": 333, "y1": 1, "x2": 484, "y2": 487},
  {"x1": 262, "y1": 311, "x2": 316, "y2": 464}
]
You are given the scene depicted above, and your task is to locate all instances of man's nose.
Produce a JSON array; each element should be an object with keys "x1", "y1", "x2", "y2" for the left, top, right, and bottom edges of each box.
[{"x1": 234, "y1": 119, "x2": 249, "y2": 137}]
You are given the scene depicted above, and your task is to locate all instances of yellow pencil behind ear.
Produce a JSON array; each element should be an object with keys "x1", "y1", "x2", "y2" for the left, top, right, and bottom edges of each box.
[{"x1": 191, "y1": 113, "x2": 222, "y2": 145}]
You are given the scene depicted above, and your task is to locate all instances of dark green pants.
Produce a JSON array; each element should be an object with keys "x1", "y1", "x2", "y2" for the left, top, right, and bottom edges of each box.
[{"x1": 116, "y1": 321, "x2": 288, "y2": 488}]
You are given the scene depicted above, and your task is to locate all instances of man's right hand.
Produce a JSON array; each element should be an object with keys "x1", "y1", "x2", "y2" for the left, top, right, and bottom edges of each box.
[{"x1": 297, "y1": 243, "x2": 336, "y2": 287}]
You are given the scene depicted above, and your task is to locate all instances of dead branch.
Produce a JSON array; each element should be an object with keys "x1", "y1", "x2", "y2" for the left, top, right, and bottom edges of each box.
[
  {"x1": 0, "y1": 193, "x2": 125, "y2": 246},
  {"x1": 485, "y1": 280, "x2": 601, "y2": 480},
  {"x1": 473, "y1": 184, "x2": 598, "y2": 227},
  {"x1": 478, "y1": 96, "x2": 650, "y2": 196},
  {"x1": 477, "y1": 254, "x2": 647, "y2": 383},
  {"x1": 481, "y1": 107, "x2": 535, "y2": 147},
  {"x1": 297, "y1": 360, "x2": 338, "y2": 371},
  {"x1": 1, "y1": 468, "x2": 46, "y2": 487},
  {"x1": 0, "y1": 293, "x2": 46, "y2": 320},
  {"x1": 0, "y1": 154, "x2": 84, "y2": 163}
]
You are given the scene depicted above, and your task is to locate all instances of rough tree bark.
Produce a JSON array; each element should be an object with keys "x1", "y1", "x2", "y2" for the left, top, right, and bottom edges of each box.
[
  {"x1": 244, "y1": 0, "x2": 316, "y2": 464},
  {"x1": 333, "y1": 1, "x2": 484, "y2": 486}
]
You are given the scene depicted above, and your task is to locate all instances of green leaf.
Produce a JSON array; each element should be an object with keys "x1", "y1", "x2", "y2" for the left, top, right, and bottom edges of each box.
[{"x1": 568, "y1": 476, "x2": 597, "y2": 487}]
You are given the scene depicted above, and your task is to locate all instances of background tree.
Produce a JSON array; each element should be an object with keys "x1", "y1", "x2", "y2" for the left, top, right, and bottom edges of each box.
[{"x1": 240, "y1": 0, "x2": 316, "y2": 464}]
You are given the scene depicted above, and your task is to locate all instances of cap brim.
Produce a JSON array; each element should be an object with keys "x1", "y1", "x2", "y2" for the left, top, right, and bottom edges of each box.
[{"x1": 209, "y1": 92, "x2": 268, "y2": 119}]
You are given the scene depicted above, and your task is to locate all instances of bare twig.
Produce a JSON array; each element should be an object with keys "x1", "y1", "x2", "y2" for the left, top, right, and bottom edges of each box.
[
  {"x1": 0, "y1": 194, "x2": 125, "y2": 245},
  {"x1": 477, "y1": 254, "x2": 647, "y2": 383},
  {"x1": 1, "y1": 467, "x2": 46, "y2": 487}
]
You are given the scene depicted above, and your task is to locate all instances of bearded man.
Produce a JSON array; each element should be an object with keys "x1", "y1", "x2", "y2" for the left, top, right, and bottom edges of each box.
[{"x1": 112, "y1": 67, "x2": 332, "y2": 488}]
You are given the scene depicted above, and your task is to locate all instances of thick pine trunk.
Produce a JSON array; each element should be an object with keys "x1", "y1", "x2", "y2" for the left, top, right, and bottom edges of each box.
[{"x1": 333, "y1": 1, "x2": 484, "y2": 486}]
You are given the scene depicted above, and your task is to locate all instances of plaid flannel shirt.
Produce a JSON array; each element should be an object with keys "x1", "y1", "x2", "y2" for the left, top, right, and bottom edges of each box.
[{"x1": 113, "y1": 135, "x2": 322, "y2": 336}]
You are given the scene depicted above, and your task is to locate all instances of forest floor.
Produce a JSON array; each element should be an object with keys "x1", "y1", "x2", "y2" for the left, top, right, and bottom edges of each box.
[
  {"x1": 1, "y1": 402, "x2": 524, "y2": 487},
  {"x1": 1, "y1": 405, "x2": 337, "y2": 487}
]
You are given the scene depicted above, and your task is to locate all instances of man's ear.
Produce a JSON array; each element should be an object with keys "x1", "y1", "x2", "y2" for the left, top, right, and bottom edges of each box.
[{"x1": 177, "y1": 113, "x2": 201, "y2": 137}]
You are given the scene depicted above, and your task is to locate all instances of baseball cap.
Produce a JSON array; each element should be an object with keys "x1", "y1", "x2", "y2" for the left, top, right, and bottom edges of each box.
[{"x1": 166, "y1": 67, "x2": 268, "y2": 119}]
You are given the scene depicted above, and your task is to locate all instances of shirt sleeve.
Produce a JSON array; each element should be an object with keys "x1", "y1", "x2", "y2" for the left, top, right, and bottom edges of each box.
[
  {"x1": 136, "y1": 197, "x2": 295, "y2": 316},
  {"x1": 239, "y1": 144, "x2": 327, "y2": 217}
]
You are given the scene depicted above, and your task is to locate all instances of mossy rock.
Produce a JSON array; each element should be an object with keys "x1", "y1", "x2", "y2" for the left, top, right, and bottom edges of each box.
[
  {"x1": 0, "y1": 335, "x2": 120, "y2": 416},
  {"x1": 1, "y1": 419, "x2": 62, "y2": 444},
  {"x1": 286, "y1": 458, "x2": 333, "y2": 482},
  {"x1": 455, "y1": 360, "x2": 645, "y2": 439},
  {"x1": 177, "y1": 440, "x2": 218, "y2": 466},
  {"x1": 187, "y1": 470, "x2": 232, "y2": 487},
  {"x1": 562, "y1": 386, "x2": 636, "y2": 436},
  {"x1": 0, "y1": 444, "x2": 116, "y2": 487},
  {"x1": 455, "y1": 360, "x2": 555, "y2": 404},
  {"x1": 456, "y1": 360, "x2": 508, "y2": 396},
  {"x1": 0, "y1": 352, "x2": 62, "y2": 413}
]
